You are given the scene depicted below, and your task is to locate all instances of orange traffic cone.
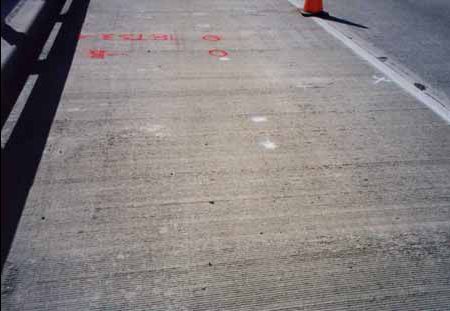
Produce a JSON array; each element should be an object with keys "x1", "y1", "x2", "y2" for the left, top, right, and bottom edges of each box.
[{"x1": 301, "y1": 0, "x2": 324, "y2": 16}]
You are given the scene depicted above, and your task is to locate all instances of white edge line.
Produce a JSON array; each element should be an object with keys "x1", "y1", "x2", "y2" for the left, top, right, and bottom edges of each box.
[
  {"x1": 313, "y1": 18, "x2": 450, "y2": 123},
  {"x1": 287, "y1": 0, "x2": 302, "y2": 9},
  {"x1": 287, "y1": 0, "x2": 450, "y2": 123}
]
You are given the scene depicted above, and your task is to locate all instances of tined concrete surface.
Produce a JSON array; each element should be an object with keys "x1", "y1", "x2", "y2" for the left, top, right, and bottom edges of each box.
[{"x1": 1, "y1": 0, "x2": 450, "y2": 310}]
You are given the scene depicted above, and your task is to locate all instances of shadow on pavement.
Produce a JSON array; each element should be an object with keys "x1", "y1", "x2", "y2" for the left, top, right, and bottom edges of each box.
[
  {"x1": 1, "y1": 0, "x2": 91, "y2": 273},
  {"x1": 1, "y1": 0, "x2": 22, "y2": 20},
  {"x1": 2, "y1": 0, "x2": 66, "y2": 128},
  {"x1": 1, "y1": 23, "x2": 27, "y2": 45},
  {"x1": 309, "y1": 11, "x2": 369, "y2": 29}
]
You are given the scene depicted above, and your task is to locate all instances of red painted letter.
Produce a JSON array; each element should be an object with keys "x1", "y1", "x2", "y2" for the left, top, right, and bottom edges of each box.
[{"x1": 119, "y1": 33, "x2": 144, "y2": 41}]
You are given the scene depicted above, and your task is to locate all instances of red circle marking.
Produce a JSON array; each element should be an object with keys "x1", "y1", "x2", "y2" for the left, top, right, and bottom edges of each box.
[
  {"x1": 208, "y1": 49, "x2": 228, "y2": 57},
  {"x1": 202, "y1": 34, "x2": 221, "y2": 41}
]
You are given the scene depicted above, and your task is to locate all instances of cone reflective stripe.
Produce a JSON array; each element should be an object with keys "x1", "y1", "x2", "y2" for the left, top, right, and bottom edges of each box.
[{"x1": 302, "y1": 0, "x2": 324, "y2": 16}]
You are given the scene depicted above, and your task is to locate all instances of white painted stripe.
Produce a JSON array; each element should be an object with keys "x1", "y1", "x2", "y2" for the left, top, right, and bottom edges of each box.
[
  {"x1": 314, "y1": 18, "x2": 450, "y2": 123},
  {"x1": 287, "y1": 0, "x2": 302, "y2": 9},
  {"x1": 287, "y1": 0, "x2": 450, "y2": 123},
  {"x1": 1, "y1": 74, "x2": 39, "y2": 148},
  {"x1": 372, "y1": 75, "x2": 391, "y2": 85}
]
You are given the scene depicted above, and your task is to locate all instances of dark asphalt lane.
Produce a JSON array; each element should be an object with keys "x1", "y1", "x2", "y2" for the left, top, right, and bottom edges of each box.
[{"x1": 326, "y1": 0, "x2": 450, "y2": 101}]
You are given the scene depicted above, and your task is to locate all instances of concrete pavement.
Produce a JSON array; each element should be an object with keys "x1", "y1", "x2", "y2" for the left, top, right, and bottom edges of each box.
[{"x1": 1, "y1": 0, "x2": 450, "y2": 310}]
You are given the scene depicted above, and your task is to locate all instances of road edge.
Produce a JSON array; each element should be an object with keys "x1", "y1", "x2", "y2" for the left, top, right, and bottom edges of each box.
[
  {"x1": 287, "y1": 0, "x2": 450, "y2": 123},
  {"x1": 313, "y1": 17, "x2": 450, "y2": 123}
]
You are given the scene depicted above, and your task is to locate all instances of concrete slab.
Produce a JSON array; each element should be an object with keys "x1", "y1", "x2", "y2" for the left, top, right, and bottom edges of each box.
[{"x1": 2, "y1": 0, "x2": 450, "y2": 310}]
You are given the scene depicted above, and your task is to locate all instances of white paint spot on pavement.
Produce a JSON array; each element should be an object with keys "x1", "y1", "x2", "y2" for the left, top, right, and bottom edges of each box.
[
  {"x1": 373, "y1": 75, "x2": 391, "y2": 84},
  {"x1": 219, "y1": 57, "x2": 230, "y2": 61},
  {"x1": 251, "y1": 116, "x2": 268, "y2": 123},
  {"x1": 139, "y1": 124, "x2": 163, "y2": 133},
  {"x1": 259, "y1": 139, "x2": 277, "y2": 150},
  {"x1": 137, "y1": 124, "x2": 169, "y2": 137}
]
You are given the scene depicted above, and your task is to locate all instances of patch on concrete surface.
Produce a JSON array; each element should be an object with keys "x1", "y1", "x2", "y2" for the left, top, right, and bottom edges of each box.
[
  {"x1": 259, "y1": 138, "x2": 277, "y2": 150},
  {"x1": 251, "y1": 116, "x2": 268, "y2": 123}
]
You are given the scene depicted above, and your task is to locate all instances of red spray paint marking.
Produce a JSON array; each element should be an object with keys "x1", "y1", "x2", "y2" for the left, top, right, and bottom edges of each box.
[
  {"x1": 202, "y1": 34, "x2": 221, "y2": 41},
  {"x1": 100, "y1": 33, "x2": 115, "y2": 40},
  {"x1": 88, "y1": 49, "x2": 127, "y2": 59},
  {"x1": 119, "y1": 33, "x2": 144, "y2": 41},
  {"x1": 208, "y1": 49, "x2": 228, "y2": 57},
  {"x1": 78, "y1": 33, "x2": 176, "y2": 41},
  {"x1": 88, "y1": 49, "x2": 107, "y2": 59},
  {"x1": 150, "y1": 33, "x2": 171, "y2": 41}
]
